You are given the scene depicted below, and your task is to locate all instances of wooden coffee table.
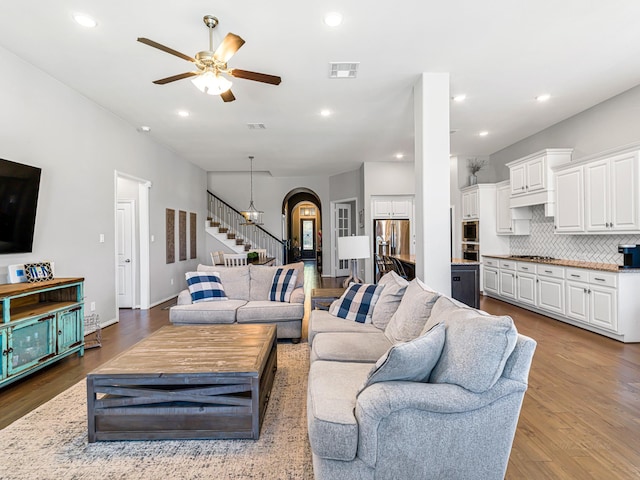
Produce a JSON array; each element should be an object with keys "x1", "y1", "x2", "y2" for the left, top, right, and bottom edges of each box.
[{"x1": 86, "y1": 324, "x2": 277, "y2": 442}]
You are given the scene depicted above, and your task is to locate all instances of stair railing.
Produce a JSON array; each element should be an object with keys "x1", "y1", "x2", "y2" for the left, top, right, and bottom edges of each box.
[{"x1": 207, "y1": 191, "x2": 285, "y2": 265}]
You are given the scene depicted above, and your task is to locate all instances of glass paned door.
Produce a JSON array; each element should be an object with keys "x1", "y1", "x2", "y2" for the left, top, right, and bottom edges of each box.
[
  {"x1": 335, "y1": 203, "x2": 352, "y2": 275},
  {"x1": 301, "y1": 219, "x2": 315, "y2": 251}
]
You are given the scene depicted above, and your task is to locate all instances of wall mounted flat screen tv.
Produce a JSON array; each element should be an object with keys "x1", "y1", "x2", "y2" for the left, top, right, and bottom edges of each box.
[{"x1": 0, "y1": 158, "x2": 42, "y2": 254}]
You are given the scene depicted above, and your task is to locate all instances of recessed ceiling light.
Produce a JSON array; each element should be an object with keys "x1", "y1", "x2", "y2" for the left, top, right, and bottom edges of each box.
[
  {"x1": 479, "y1": 131, "x2": 489, "y2": 137},
  {"x1": 323, "y1": 12, "x2": 343, "y2": 27},
  {"x1": 395, "y1": 153, "x2": 404, "y2": 159},
  {"x1": 73, "y1": 13, "x2": 97, "y2": 28},
  {"x1": 140, "y1": 125, "x2": 151, "y2": 132},
  {"x1": 452, "y1": 94, "x2": 466, "y2": 102},
  {"x1": 536, "y1": 94, "x2": 551, "y2": 102},
  {"x1": 177, "y1": 110, "x2": 190, "y2": 117},
  {"x1": 320, "y1": 109, "x2": 332, "y2": 117}
]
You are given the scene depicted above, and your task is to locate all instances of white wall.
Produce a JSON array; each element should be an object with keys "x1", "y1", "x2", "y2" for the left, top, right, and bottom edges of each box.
[
  {"x1": 490, "y1": 83, "x2": 640, "y2": 177},
  {"x1": 362, "y1": 162, "x2": 415, "y2": 282},
  {"x1": 207, "y1": 172, "x2": 329, "y2": 268},
  {"x1": 0, "y1": 46, "x2": 207, "y2": 326}
]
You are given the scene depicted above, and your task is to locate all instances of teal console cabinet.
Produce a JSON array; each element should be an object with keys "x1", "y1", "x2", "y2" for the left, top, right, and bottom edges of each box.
[{"x1": 0, "y1": 278, "x2": 84, "y2": 388}]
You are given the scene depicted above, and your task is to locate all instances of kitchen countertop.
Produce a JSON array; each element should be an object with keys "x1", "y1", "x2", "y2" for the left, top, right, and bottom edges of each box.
[
  {"x1": 451, "y1": 258, "x2": 480, "y2": 265},
  {"x1": 481, "y1": 254, "x2": 632, "y2": 273},
  {"x1": 390, "y1": 255, "x2": 480, "y2": 266}
]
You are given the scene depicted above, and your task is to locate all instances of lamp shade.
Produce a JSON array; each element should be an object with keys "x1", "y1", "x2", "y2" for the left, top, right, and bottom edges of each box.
[{"x1": 338, "y1": 235, "x2": 370, "y2": 260}]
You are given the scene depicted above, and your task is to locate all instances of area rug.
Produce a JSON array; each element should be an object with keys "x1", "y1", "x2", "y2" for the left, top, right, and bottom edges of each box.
[{"x1": 0, "y1": 343, "x2": 313, "y2": 479}]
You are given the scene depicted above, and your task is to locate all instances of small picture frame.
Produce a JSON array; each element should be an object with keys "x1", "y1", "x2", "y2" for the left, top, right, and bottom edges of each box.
[{"x1": 24, "y1": 262, "x2": 54, "y2": 283}]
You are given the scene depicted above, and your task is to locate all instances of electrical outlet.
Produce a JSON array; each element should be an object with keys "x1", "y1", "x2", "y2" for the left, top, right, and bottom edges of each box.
[
  {"x1": 90, "y1": 302, "x2": 96, "y2": 311},
  {"x1": 170, "y1": 278, "x2": 174, "y2": 285}
]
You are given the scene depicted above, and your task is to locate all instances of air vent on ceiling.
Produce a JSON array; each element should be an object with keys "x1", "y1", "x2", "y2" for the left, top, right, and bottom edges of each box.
[
  {"x1": 329, "y1": 62, "x2": 359, "y2": 78},
  {"x1": 247, "y1": 123, "x2": 266, "y2": 130}
]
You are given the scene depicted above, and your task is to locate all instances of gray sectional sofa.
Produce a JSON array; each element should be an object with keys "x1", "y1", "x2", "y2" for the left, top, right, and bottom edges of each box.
[
  {"x1": 169, "y1": 262, "x2": 305, "y2": 341},
  {"x1": 307, "y1": 272, "x2": 536, "y2": 480}
]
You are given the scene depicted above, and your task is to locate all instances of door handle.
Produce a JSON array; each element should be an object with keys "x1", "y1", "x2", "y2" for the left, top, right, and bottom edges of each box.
[{"x1": 124, "y1": 259, "x2": 131, "y2": 263}]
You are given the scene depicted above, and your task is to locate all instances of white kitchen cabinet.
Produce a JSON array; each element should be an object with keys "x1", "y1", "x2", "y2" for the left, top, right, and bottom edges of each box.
[
  {"x1": 482, "y1": 256, "x2": 640, "y2": 342},
  {"x1": 507, "y1": 149, "x2": 573, "y2": 212},
  {"x1": 496, "y1": 181, "x2": 531, "y2": 235},
  {"x1": 483, "y1": 266, "x2": 499, "y2": 295},
  {"x1": 510, "y1": 155, "x2": 546, "y2": 195},
  {"x1": 554, "y1": 165, "x2": 584, "y2": 233},
  {"x1": 516, "y1": 263, "x2": 536, "y2": 306},
  {"x1": 536, "y1": 265, "x2": 565, "y2": 315},
  {"x1": 499, "y1": 270, "x2": 516, "y2": 299},
  {"x1": 584, "y1": 152, "x2": 640, "y2": 232},
  {"x1": 372, "y1": 196, "x2": 413, "y2": 218},
  {"x1": 462, "y1": 188, "x2": 479, "y2": 219},
  {"x1": 589, "y1": 285, "x2": 617, "y2": 331},
  {"x1": 498, "y1": 260, "x2": 516, "y2": 299},
  {"x1": 566, "y1": 280, "x2": 590, "y2": 323},
  {"x1": 537, "y1": 276, "x2": 565, "y2": 315}
]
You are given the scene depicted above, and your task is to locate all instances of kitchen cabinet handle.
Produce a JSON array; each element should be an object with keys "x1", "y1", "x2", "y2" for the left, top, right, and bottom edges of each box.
[
  {"x1": 583, "y1": 288, "x2": 587, "y2": 293},
  {"x1": 588, "y1": 289, "x2": 591, "y2": 294},
  {"x1": 544, "y1": 270, "x2": 553, "y2": 274},
  {"x1": 536, "y1": 279, "x2": 539, "y2": 283},
  {"x1": 522, "y1": 267, "x2": 529, "y2": 270},
  {"x1": 7, "y1": 347, "x2": 13, "y2": 354},
  {"x1": 570, "y1": 274, "x2": 580, "y2": 278},
  {"x1": 594, "y1": 278, "x2": 605, "y2": 282}
]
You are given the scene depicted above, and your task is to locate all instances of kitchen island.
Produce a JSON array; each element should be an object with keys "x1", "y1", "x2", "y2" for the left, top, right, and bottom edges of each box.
[{"x1": 451, "y1": 258, "x2": 481, "y2": 308}]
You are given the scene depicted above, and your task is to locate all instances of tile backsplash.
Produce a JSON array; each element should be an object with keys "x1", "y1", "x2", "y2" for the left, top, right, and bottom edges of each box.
[{"x1": 510, "y1": 205, "x2": 640, "y2": 265}]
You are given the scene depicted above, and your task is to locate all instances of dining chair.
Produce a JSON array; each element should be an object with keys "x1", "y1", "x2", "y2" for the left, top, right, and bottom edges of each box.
[
  {"x1": 252, "y1": 249, "x2": 267, "y2": 261},
  {"x1": 224, "y1": 253, "x2": 248, "y2": 267},
  {"x1": 210, "y1": 251, "x2": 225, "y2": 265}
]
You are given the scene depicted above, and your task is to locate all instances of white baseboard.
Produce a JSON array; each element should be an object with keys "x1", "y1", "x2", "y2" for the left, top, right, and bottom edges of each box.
[{"x1": 150, "y1": 295, "x2": 178, "y2": 308}]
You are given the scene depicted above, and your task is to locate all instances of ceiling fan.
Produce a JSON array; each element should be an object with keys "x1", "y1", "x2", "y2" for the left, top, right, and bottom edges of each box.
[{"x1": 137, "y1": 15, "x2": 281, "y2": 102}]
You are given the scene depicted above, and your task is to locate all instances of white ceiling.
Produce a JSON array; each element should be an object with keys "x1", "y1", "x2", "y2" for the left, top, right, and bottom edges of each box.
[{"x1": 2, "y1": 1, "x2": 640, "y2": 177}]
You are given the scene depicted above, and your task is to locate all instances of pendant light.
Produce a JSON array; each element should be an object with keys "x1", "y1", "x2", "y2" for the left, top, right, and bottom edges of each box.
[{"x1": 240, "y1": 156, "x2": 264, "y2": 225}]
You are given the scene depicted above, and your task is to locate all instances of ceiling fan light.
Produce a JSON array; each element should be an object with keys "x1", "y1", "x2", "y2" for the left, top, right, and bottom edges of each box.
[{"x1": 191, "y1": 71, "x2": 232, "y2": 95}]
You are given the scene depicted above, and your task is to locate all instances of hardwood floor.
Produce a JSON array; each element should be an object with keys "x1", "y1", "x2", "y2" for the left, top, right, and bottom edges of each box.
[{"x1": 1, "y1": 264, "x2": 638, "y2": 479}]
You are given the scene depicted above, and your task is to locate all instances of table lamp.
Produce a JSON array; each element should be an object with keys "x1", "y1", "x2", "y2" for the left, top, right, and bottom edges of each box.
[{"x1": 338, "y1": 235, "x2": 370, "y2": 287}]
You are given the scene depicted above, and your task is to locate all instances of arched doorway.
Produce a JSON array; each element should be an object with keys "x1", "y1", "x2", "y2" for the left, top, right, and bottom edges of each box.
[{"x1": 282, "y1": 189, "x2": 322, "y2": 270}]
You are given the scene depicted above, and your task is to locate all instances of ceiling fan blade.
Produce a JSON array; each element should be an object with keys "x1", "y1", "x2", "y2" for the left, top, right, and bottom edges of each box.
[
  {"x1": 221, "y1": 90, "x2": 236, "y2": 102},
  {"x1": 152, "y1": 72, "x2": 199, "y2": 85},
  {"x1": 230, "y1": 69, "x2": 281, "y2": 85},
  {"x1": 137, "y1": 37, "x2": 196, "y2": 63},
  {"x1": 213, "y1": 33, "x2": 245, "y2": 63}
]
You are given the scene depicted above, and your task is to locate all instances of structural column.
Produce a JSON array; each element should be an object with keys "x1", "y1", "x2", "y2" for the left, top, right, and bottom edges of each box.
[{"x1": 414, "y1": 73, "x2": 451, "y2": 295}]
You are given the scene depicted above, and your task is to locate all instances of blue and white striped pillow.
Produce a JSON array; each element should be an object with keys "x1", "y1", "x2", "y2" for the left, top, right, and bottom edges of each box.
[
  {"x1": 185, "y1": 272, "x2": 228, "y2": 303},
  {"x1": 269, "y1": 268, "x2": 298, "y2": 302},
  {"x1": 329, "y1": 283, "x2": 384, "y2": 324}
]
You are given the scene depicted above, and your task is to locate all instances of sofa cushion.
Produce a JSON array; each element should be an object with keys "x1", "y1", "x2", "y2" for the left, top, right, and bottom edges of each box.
[
  {"x1": 249, "y1": 263, "x2": 304, "y2": 300},
  {"x1": 307, "y1": 361, "x2": 372, "y2": 461},
  {"x1": 310, "y1": 332, "x2": 392, "y2": 363},
  {"x1": 359, "y1": 323, "x2": 445, "y2": 394},
  {"x1": 384, "y1": 280, "x2": 440, "y2": 343},
  {"x1": 429, "y1": 297, "x2": 518, "y2": 393},
  {"x1": 197, "y1": 264, "x2": 251, "y2": 300},
  {"x1": 329, "y1": 283, "x2": 383, "y2": 324},
  {"x1": 185, "y1": 272, "x2": 228, "y2": 303},
  {"x1": 169, "y1": 299, "x2": 247, "y2": 324},
  {"x1": 236, "y1": 300, "x2": 304, "y2": 323},
  {"x1": 371, "y1": 271, "x2": 409, "y2": 329},
  {"x1": 308, "y1": 309, "x2": 382, "y2": 345},
  {"x1": 269, "y1": 268, "x2": 298, "y2": 302}
]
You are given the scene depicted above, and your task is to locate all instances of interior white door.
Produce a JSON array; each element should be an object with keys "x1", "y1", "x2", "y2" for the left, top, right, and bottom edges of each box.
[
  {"x1": 335, "y1": 203, "x2": 352, "y2": 276},
  {"x1": 117, "y1": 202, "x2": 134, "y2": 308}
]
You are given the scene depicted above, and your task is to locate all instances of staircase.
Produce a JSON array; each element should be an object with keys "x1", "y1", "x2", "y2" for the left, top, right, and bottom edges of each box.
[{"x1": 206, "y1": 191, "x2": 285, "y2": 264}]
